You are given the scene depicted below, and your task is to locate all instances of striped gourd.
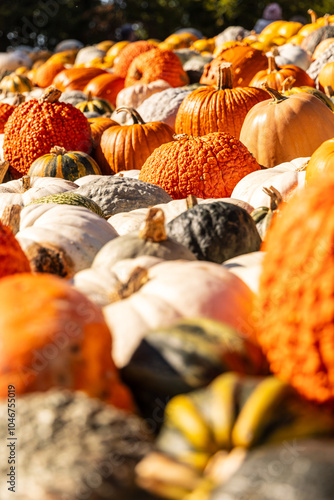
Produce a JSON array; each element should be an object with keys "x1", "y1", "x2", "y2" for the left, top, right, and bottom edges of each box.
[
  {"x1": 29, "y1": 192, "x2": 105, "y2": 218},
  {"x1": 75, "y1": 91, "x2": 114, "y2": 115},
  {"x1": 281, "y1": 77, "x2": 334, "y2": 112},
  {"x1": 28, "y1": 146, "x2": 102, "y2": 182},
  {"x1": 0, "y1": 74, "x2": 33, "y2": 93}
]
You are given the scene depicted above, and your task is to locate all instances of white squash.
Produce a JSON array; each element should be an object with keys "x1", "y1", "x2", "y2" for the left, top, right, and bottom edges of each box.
[
  {"x1": 116, "y1": 80, "x2": 171, "y2": 109},
  {"x1": 223, "y1": 251, "x2": 265, "y2": 294}
]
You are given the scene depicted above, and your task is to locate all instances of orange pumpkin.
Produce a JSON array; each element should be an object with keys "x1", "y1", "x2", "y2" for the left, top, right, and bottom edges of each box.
[
  {"x1": 0, "y1": 219, "x2": 31, "y2": 278},
  {"x1": 52, "y1": 67, "x2": 107, "y2": 92},
  {"x1": 88, "y1": 116, "x2": 119, "y2": 147},
  {"x1": 112, "y1": 40, "x2": 157, "y2": 78},
  {"x1": 138, "y1": 132, "x2": 261, "y2": 199},
  {"x1": 0, "y1": 102, "x2": 16, "y2": 133},
  {"x1": 175, "y1": 62, "x2": 270, "y2": 139},
  {"x1": 305, "y1": 137, "x2": 334, "y2": 183},
  {"x1": 94, "y1": 107, "x2": 175, "y2": 174},
  {"x1": 318, "y1": 61, "x2": 334, "y2": 91},
  {"x1": 125, "y1": 48, "x2": 189, "y2": 88},
  {"x1": 0, "y1": 273, "x2": 134, "y2": 411},
  {"x1": 83, "y1": 73, "x2": 125, "y2": 107},
  {"x1": 33, "y1": 60, "x2": 66, "y2": 88}
]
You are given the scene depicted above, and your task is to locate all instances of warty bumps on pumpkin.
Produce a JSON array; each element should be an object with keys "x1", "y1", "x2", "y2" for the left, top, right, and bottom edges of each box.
[
  {"x1": 138, "y1": 132, "x2": 261, "y2": 199},
  {"x1": 3, "y1": 86, "x2": 93, "y2": 179}
]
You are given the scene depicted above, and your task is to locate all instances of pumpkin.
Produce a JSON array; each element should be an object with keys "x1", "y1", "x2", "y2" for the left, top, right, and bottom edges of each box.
[
  {"x1": 138, "y1": 132, "x2": 261, "y2": 200},
  {"x1": 281, "y1": 75, "x2": 334, "y2": 112},
  {"x1": 175, "y1": 62, "x2": 269, "y2": 139},
  {"x1": 52, "y1": 67, "x2": 107, "y2": 92},
  {"x1": 3, "y1": 86, "x2": 93, "y2": 179},
  {"x1": 312, "y1": 37, "x2": 334, "y2": 60},
  {"x1": 0, "y1": 50, "x2": 32, "y2": 74},
  {"x1": 88, "y1": 116, "x2": 119, "y2": 147},
  {"x1": 249, "y1": 56, "x2": 316, "y2": 91},
  {"x1": 33, "y1": 60, "x2": 66, "y2": 88},
  {"x1": 157, "y1": 373, "x2": 334, "y2": 470},
  {"x1": 16, "y1": 203, "x2": 118, "y2": 278},
  {"x1": 239, "y1": 87, "x2": 334, "y2": 168},
  {"x1": 28, "y1": 192, "x2": 105, "y2": 218},
  {"x1": 102, "y1": 259, "x2": 257, "y2": 367},
  {"x1": 0, "y1": 217, "x2": 31, "y2": 277},
  {"x1": 74, "y1": 45, "x2": 106, "y2": 66},
  {"x1": 215, "y1": 26, "x2": 251, "y2": 46},
  {"x1": 250, "y1": 186, "x2": 282, "y2": 240},
  {"x1": 0, "y1": 102, "x2": 16, "y2": 133},
  {"x1": 116, "y1": 79, "x2": 171, "y2": 109},
  {"x1": 231, "y1": 157, "x2": 308, "y2": 208},
  {"x1": 95, "y1": 107, "x2": 175, "y2": 175},
  {"x1": 74, "y1": 175, "x2": 172, "y2": 218},
  {"x1": 223, "y1": 251, "x2": 265, "y2": 294},
  {"x1": 0, "y1": 174, "x2": 78, "y2": 217},
  {"x1": 305, "y1": 137, "x2": 334, "y2": 184},
  {"x1": 200, "y1": 44, "x2": 268, "y2": 87},
  {"x1": 125, "y1": 48, "x2": 189, "y2": 88},
  {"x1": 269, "y1": 43, "x2": 312, "y2": 71},
  {"x1": 318, "y1": 61, "x2": 334, "y2": 90},
  {"x1": 301, "y1": 25, "x2": 334, "y2": 56},
  {"x1": 0, "y1": 273, "x2": 133, "y2": 411},
  {"x1": 183, "y1": 53, "x2": 215, "y2": 83},
  {"x1": 112, "y1": 40, "x2": 157, "y2": 78},
  {"x1": 75, "y1": 91, "x2": 114, "y2": 115},
  {"x1": 0, "y1": 389, "x2": 153, "y2": 500},
  {"x1": 59, "y1": 89, "x2": 88, "y2": 106},
  {"x1": 166, "y1": 201, "x2": 261, "y2": 263},
  {"x1": 307, "y1": 42, "x2": 334, "y2": 88},
  {"x1": 0, "y1": 73, "x2": 33, "y2": 93},
  {"x1": 83, "y1": 73, "x2": 125, "y2": 107},
  {"x1": 54, "y1": 39, "x2": 83, "y2": 52},
  {"x1": 121, "y1": 318, "x2": 267, "y2": 419},
  {"x1": 256, "y1": 171, "x2": 334, "y2": 406},
  {"x1": 28, "y1": 146, "x2": 101, "y2": 181}
]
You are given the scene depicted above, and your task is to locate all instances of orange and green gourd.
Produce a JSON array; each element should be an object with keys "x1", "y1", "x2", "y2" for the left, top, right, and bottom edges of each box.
[
  {"x1": 0, "y1": 219, "x2": 31, "y2": 278},
  {"x1": 256, "y1": 172, "x2": 334, "y2": 407},
  {"x1": 3, "y1": 86, "x2": 93, "y2": 179},
  {"x1": 139, "y1": 132, "x2": 261, "y2": 199}
]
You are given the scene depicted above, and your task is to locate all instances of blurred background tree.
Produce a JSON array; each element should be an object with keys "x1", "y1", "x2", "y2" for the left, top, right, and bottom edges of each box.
[{"x1": 0, "y1": 0, "x2": 333, "y2": 51}]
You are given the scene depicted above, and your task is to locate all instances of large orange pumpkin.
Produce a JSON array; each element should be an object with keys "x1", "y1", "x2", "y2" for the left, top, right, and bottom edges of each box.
[
  {"x1": 175, "y1": 62, "x2": 270, "y2": 139},
  {"x1": 112, "y1": 40, "x2": 157, "y2": 78},
  {"x1": 52, "y1": 67, "x2": 107, "y2": 92},
  {"x1": 256, "y1": 171, "x2": 334, "y2": 407},
  {"x1": 139, "y1": 132, "x2": 261, "y2": 199},
  {"x1": 33, "y1": 60, "x2": 66, "y2": 88},
  {"x1": 83, "y1": 73, "x2": 125, "y2": 107},
  {"x1": 0, "y1": 273, "x2": 134, "y2": 411}
]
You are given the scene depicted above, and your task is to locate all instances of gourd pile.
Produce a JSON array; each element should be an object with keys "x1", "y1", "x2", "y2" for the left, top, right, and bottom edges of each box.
[{"x1": 0, "y1": 8, "x2": 334, "y2": 500}]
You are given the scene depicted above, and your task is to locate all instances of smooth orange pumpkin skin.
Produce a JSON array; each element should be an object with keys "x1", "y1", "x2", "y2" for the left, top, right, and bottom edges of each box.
[
  {"x1": 88, "y1": 116, "x2": 119, "y2": 147},
  {"x1": 0, "y1": 222, "x2": 31, "y2": 278},
  {"x1": 256, "y1": 172, "x2": 334, "y2": 407},
  {"x1": 33, "y1": 60, "x2": 66, "y2": 88},
  {"x1": 249, "y1": 60, "x2": 316, "y2": 92},
  {"x1": 0, "y1": 273, "x2": 134, "y2": 411},
  {"x1": 84, "y1": 73, "x2": 125, "y2": 107},
  {"x1": 305, "y1": 138, "x2": 334, "y2": 184},
  {"x1": 52, "y1": 67, "x2": 107, "y2": 92},
  {"x1": 318, "y1": 61, "x2": 334, "y2": 91},
  {"x1": 139, "y1": 132, "x2": 261, "y2": 199}
]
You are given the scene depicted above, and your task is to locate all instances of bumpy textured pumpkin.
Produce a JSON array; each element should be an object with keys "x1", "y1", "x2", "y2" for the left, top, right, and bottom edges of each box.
[
  {"x1": 83, "y1": 73, "x2": 125, "y2": 107},
  {"x1": 0, "y1": 273, "x2": 133, "y2": 411},
  {"x1": 166, "y1": 201, "x2": 261, "y2": 263},
  {"x1": 112, "y1": 40, "x2": 157, "y2": 78},
  {"x1": 239, "y1": 87, "x2": 334, "y2": 168},
  {"x1": 52, "y1": 67, "x2": 107, "y2": 92},
  {"x1": 0, "y1": 219, "x2": 31, "y2": 277},
  {"x1": 256, "y1": 172, "x2": 334, "y2": 406},
  {"x1": 139, "y1": 132, "x2": 261, "y2": 200},
  {"x1": 3, "y1": 87, "x2": 93, "y2": 179},
  {"x1": 175, "y1": 62, "x2": 269, "y2": 138},
  {"x1": 305, "y1": 138, "x2": 334, "y2": 184},
  {"x1": 28, "y1": 146, "x2": 101, "y2": 181},
  {"x1": 95, "y1": 107, "x2": 175, "y2": 174},
  {"x1": 0, "y1": 102, "x2": 15, "y2": 133},
  {"x1": 125, "y1": 48, "x2": 189, "y2": 88}
]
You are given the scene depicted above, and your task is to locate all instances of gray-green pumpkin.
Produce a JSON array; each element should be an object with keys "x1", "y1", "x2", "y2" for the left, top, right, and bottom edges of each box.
[{"x1": 28, "y1": 191, "x2": 105, "y2": 218}]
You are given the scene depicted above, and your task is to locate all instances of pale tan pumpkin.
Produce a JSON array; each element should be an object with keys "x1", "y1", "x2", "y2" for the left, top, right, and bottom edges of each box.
[{"x1": 115, "y1": 79, "x2": 171, "y2": 109}]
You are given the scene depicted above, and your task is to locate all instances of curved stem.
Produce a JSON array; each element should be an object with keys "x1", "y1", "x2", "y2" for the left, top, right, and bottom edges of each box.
[
  {"x1": 38, "y1": 86, "x2": 62, "y2": 104},
  {"x1": 267, "y1": 56, "x2": 278, "y2": 74},
  {"x1": 261, "y1": 85, "x2": 288, "y2": 103},
  {"x1": 139, "y1": 207, "x2": 167, "y2": 242},
  {"x1": 281, "y1": 76, "x2": 296, "y2": 92},
  {"x1": 217, "y1": 62, "x2": 234, "y2": 90},
  {"x1": 116, "y1": 106, "x2": 146, "y2": 124},
  {"x1": 307, "y1": 9, "x2": 317, "y2": 24},
  {"x1": 262, "y1": 186, "x2": 282, "y2": 211},
  {"x1": 21, "y1": 175, "x2": 31, "y2": 192}
]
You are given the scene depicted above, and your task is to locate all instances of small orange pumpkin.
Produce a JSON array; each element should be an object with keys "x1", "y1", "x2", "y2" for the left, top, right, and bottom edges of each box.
[{"x1": 305, "y1": 137, "x2": 334, "y2": 184}]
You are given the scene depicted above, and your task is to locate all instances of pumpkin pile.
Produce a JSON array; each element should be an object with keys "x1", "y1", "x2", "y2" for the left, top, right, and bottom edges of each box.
[{"x1": 0, "y1": 9, "x2": 334, "y2": 500}]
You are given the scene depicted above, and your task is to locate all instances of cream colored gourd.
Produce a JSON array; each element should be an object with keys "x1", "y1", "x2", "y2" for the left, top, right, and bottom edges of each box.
[
  {"x1": 231, "y1": 157, "x2": 308, "y2": 209},
  {"x1": 223, "y1": 251, "x2": 265, "y2": 294},
  {"x1": 115, "y1": 79, "x2": 171, "y2": 109}
]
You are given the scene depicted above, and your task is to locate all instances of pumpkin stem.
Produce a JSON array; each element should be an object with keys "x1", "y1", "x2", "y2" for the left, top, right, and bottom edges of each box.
[
  {"x1": 323, "y1": 14, "x2": 330, "y2": 26},
  {"x1": 50, "y1": 146, "x2": 67, "y2": 155},
  {"x1": 24, "y1": 242, "x2": 73, "y2": 278},
  {"x1": 325, "y1": 85, "x2": 334, "y2": 97},
  {"x1": 139, "y1": 207, "x2": 167, "y2": 242},
  {"x1": 281, "y1": 76, "x2": 296, "y2": 92},
  {"x1": 1, "y1": 204, "x2": 21, "y2": 235},
  {"x1": 262, "y1": 186, "x2": 282, "y2": 211},
  {"x1": 270, "y1": 46, "x2": 279, "y2": 57},
  {"x1": 267, "y1": 55, "x2": 278, "y2": 74},
  {"x1": 307, "y1": 9, "x2": 317, "y2": 24},
  {"x1": 261, "y1": 85, "x2": 288, "y2": 103},
  {"x1": 38, "y1": 86, "x2": 62, "y2": 104},
  {"x1": 86, "y1": 90, "x2": 92, "y2": 101},
  {"x1": 217, "y1": 63, "x2": 234, "y2": 90},
  {"x1": 21, "y1": 175, "x2": 31, "y2": 192},
  {"x1": 116, "y1": 106, "x2": 146, "y2": 124},
  {"x1": 0, "y1": 161, "x2": 10, "y2": 184},
  {"x1": 186, "y1": 194, "x2": 198, "y2": 209},
  {"x1": 110, "y1": 266, "x2": 149, "y2": 302}
]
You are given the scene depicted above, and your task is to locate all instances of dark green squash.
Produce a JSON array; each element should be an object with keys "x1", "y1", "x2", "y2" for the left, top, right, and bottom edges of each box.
[
  {"x1": 166, "y1": 200, "x2": 262, "y2": 263},
  {"x1": 75, "y1": 91, "x2": 114, "y2": 115},
  {"x1": 28, "y1": 146, "x2": 101, "y2": 182}
]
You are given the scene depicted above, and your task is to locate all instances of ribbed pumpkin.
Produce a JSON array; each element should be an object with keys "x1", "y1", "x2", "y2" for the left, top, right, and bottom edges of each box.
[
  {"x1": 305, "y1": 138, "x2": 334, "y2": 184},
  {"x1": 249, "y1": 56, "x2": 316, "y2": 91},
  {"x1": 318, "y1": 61, "x2": 334, "y2": 91},
  {"x1": 200, "y1": 43, "x2": 268, "y2": 87},
  {"x1": 256, "y1": 172, "x2": 334, "y2": 407},
  {"x1": 175, "y1": 63, "x2": 269, "y2": 139},
  {"x1": 52, "y1": 67, "x2": 107, "y2": 92},
  {"x1": 88, "y1": 116, "x2": 119, "y2": 147},
  {"x1": 112, "y1": 40, "x2": 157, "y2": 78},
  {"x1": 239, "y1": 87, "x2": 334, "y2": 168},
  {"x1": 0, "y1": 272, "x2": 134, "y2": 411},
  {"x1": 3, "y1": 87, "x2": 93, "y2": 179},
  {"x1": 33, "y1": 60, "x2": 66, "y2": 88},
  {"x1": 138, "y1": 132, "x2": 261, "y2": 200},
  {"x1": 83, "y1": 73, "x2": 125, "y2": 107},
  {"x1": 95, "y1": 107, "x2": 175, "y2": 175},
  {"x1": 28, "y1": 146, "x2": 101, "y2": 181},
  {"x1": 75, "y1": 91, "x2": 114, "y2": 115},
  {"x1": 125, "y1": 48, "x2": 189, "y2": 88},
  {"x1": 0, "y1": 73, "x2": 32, "y2": 93},
  {"x1": 0, "y1": 102, "x2": 16, "y2": 133},
  {"x1": 0, "y1": 219, "x2": 31, "y2": 278}
]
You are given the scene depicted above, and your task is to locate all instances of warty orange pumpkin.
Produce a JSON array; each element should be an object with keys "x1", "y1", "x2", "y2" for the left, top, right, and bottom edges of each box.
[
  {"x1": 112, "y1": 40, "x2": 157, "y2": 78},
  {"x1": 138, "y1": 132, "x2": 261, "y2": 200},
  {"x1": 0, "y1": 217, "x2": 31, "y2": 278}
]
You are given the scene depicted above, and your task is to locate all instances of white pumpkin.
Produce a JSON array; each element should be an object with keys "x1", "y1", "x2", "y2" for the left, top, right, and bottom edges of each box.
[
  {"x1": 0, "y1": 50, "x2": 32, "y2": 73},
  {"x1": 116, "y1": 80, "x2": 171, "y2": 109},
  {"x1": 16, "y1": 203, "x2": 118, "y2": 278},
  {"x1": 268, "y1": 44, "x2": 312, "y2": 71},
  {"x1": 231, "y1": 158, "x2": 309, "y2": 209},
  {"x1": 223, "y1": 251, "x2": 265, "y2": 294}
]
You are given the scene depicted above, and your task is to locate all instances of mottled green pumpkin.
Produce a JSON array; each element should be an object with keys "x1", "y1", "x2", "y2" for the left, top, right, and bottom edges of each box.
[
  {"x1": 28, "y1": 146, "x2": 101, "y2": 182},
  {"x1": 28, "y1": 192, "x2": 105, "y2": 218},
  {"x1": 75, "y1": 91, "x2": 114, "y2": 115}
]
